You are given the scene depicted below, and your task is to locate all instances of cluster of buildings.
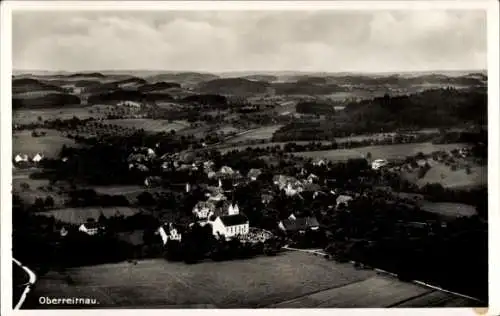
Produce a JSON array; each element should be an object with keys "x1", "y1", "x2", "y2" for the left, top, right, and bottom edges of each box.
[{"x1": 13, "y1": 152, "x2": 45, "y2": 166}]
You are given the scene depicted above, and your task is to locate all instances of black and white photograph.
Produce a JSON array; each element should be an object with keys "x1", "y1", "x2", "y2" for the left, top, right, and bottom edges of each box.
[{"x1": 2, "y1": 0, "x2": 499, "y2": 313}]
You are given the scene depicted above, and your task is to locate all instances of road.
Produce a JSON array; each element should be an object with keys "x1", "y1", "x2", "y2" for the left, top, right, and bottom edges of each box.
[{"x1": 13, "y1": 258, "x2": 37, "y2": 310}]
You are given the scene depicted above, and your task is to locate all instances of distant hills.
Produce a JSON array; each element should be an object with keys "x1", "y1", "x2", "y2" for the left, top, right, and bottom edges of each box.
[{"x1": 11, "y1": 70, "x2": 487, "y2": 109}]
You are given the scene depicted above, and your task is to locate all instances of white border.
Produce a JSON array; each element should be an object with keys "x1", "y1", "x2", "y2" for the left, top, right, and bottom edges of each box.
[{"x1": 1, "y1": 1, "x2": 499, "y2": 316}]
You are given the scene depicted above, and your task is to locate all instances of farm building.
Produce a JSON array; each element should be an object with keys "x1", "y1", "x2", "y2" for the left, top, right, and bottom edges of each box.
[
  {"x1": 79, "y1": 222, "x2": 105, "y2": 236},
  {"x1": 14, "y1": 154, "x2": 29, "y2": 164},
  {"x1": 278, "y1": 216, "x2": 320, "y2": 234},
  {"x1": 372, "y1": 159, "x2": 389, "y2": 170},
  {"x1": 144, "y1": 176, "x2": 162, "y2": 187},
  {"x1": 157, "y1": 223, "x2": 182, "y2": 245},
  {"x1": 32, "y1": 153, "x2": 44, "y2": 163}
]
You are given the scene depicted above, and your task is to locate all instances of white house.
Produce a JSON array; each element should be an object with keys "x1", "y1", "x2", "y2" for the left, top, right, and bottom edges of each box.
[
  {"x1": 157, "y1": 223, "x2": 182, "y2": 245},
  {"x1": 208, "y1": 192, "x2": 227, "y2": 202},
  {"x1": 247, "y1": 168, "x2": 262, "y2": 181},
  {"x1": 193, "y1": 201, "x2": 216, "y2": 220},
  {"x1": 32, "y1": 153, "x2": 44, "y2": 163},
  {"x1": 78, "y1": 222, "x2": 105, "y2": 236},
  {"x1": 209, "y1": 214, "x2": 249, "y2": 240},
  {"x1": 307, "y1": 173, "x2": 319, "y2": 183},
  {"x1": 372, "y1": 159, "x2": 388, "y2": 170},
  {"x1": 14, "y1": 154, "x2": 29, "y2": 163}
]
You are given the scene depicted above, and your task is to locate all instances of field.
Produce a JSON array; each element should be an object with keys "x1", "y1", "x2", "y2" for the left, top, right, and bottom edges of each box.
[
  {"x1": 227, "y1": 125, "x2": 284, "y2": 143},
  {"x1": 12, "y1": 129, "x2": 80, "y2": 158},
  {"x1": 293, "y1": 143, "x2": 466, "y2": 162},
  {"x1": 420, "y1": 201, "x2": 477, "y2": 218},
  {"x1": 37, "y1": 206, "x2": 141, "y2": 224},
  {"x1": 13, "y1": 108, "x2": 102, "y2": 125},
  {"x1": 101, "y1": 119, "x2": 190, "y2": 133},
  {"x1": 12, "y1": 172, "x2": 67, "y2": 207},
  {"x1": 402, "y1": 161, "x2": 486, "y2": 189},
  {"x1": 24, "y1": 251, "x2": 480, "y2": 309}
]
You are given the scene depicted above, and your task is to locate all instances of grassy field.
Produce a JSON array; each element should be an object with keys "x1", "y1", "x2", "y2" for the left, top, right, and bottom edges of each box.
[
  {"x1": 37, "y1": 207, "x2": 141, "y2": 225},
  {"x1": 227, "y1": 125, "x2": 284, "y2": 143},
  {"x1": 402, "y1": 161, "x2": 486, "y2": 189},
  {"x1": 13, "y1": 108, "x2": 103, "y2": 125},
  {"x1": 102, "y1": 119, "x2": 189, "y2": 133},
  {"x1": 13, "y1": 129, "x2": 80, "y2": 159},
  {"x1": 294, "y1": 143, "x2": 465, "y2": 162},
  {"x1": 420, "y1": 201, "x2": 477, "y2": 218},
  {"x1": 12, "y1": 174, "x2": 67, "y2": 207},
  {"x1": 25, "y1": 251, "x2": 480, "y2": 309}
]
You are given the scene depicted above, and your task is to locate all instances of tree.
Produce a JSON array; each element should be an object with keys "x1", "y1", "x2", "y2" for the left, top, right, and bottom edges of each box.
[
  {"x1": 366, "y1": 152, "x2": 372, "y2": 162},
  {"x1": 34, "y1": 197, "x2": 45, "y2": 210},
  {"x1": 44, "y1": 196, "x2": 55, "y2": 209}
]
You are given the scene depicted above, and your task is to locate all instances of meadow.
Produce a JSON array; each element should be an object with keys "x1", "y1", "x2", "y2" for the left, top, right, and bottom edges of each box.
[
  {"x1": 13, "y1": 108, "x2": 102, "y2": 125},
  {"x1": 37, "y1": 206, "x2": 141, "y2": 225},
  {"x1": 293, "y1": 143, "x2": 465, "y2": 162},
  {"x1": 25, "y1": 251, "x2": 479, "y2": 309},
  {"x1": 12, "y1": 129, "x2": 80, "y2": 159},
  {"x1": 420, "y1": 201, "x2": 477, "y2": 218},
  {"x1": 227, "y1": 125, "x2": 284, "y2": 143},
  {"x1": 101, "y1": 119, "x2": 190, "y2": 133}
]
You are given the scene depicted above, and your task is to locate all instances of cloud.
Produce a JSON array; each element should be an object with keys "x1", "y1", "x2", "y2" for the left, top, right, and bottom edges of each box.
[{"x1": 12, "y1": 10, "x2": 487, "y2": 72}]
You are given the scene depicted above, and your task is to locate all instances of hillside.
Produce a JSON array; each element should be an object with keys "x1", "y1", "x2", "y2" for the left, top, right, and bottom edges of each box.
[
  {"x1": 272, "y1": 81, "x2": 348, "y2": 95},
  {"x1": 241, "y1": 75, "x2": 278, "y2": 82},
  {"x1": 145, "y1": 72, "x2": 219, "y2": 85},
  {"x1": 182, "y1": 94, "x2": 228, "y2": 107},
  {"x1": 12, "y1": 78, "x2": 65, "y2": 94},
  {"x1": 87, "y1": 89, "x2": 174, "y2": 104},
  {"x1": 196, "y1": 78, "x2": 271, "y2": 96},
  {"x1": 13, "y1": 93, "x2": 81, "y2": 109},
  {"x1": 138, "y1": 81, "x2": 182, "y2": 92}
]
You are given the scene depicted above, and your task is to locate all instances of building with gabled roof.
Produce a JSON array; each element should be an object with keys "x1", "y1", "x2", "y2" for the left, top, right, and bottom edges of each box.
[
  {"x1": 209, "y1": 213, "x2": 249, "y2": 240},
  {"x1": 278, "y1": 216, "x2": 319, "y2": 234}
]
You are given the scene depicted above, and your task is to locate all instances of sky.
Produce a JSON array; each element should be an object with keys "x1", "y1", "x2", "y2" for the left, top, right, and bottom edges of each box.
[{"x1": 12, "y1": 10, "x2": 487, "y2": 73}]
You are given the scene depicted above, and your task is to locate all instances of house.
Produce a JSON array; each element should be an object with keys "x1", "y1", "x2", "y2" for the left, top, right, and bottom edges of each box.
[
  {"x1": 192, "y1": 201, "x2": 216, "y2": 220},
  {"x1": 207, "y1": 192, "x2": 227, "y2": 202},
  {"x1": 313, "y1": 159, "x2": 327, "y2": 167},
  {"x1": 219, "y1": 166, "x2": 234, "y2": 175},
  {"x1": 416, "y1": 159, "x2": 428, "y2": 167},
  {"x1": 144, "y1": 176, "x2": 162, "y2": 187},
  {"x1": 247, "y1": 168, "x2": 262, "y2": 181},
  {"x1": 209, "y1": 214, "x2": 249, "y2": 240},
  {"x1": 32, "y1": 153, "x2": 44, "y2": 163},
  {"x1": 336, "y1": 195, "x2": 353, "y2": 208},
  {"x1": 278, "y1": 216, "x2": 320, "y2": 234},
  {"x1": 307, "y1": 173, "x2": 319, "y2": 183},
  {"x1": 157, "y1": 223, "x2": 182, "y2": 245},
  {"x1": 372, "y1": 159, "x2": 388, "y2": 170},
  {"x1": 207, "y1": 171, "x2": 217, "y2": 179},
  {"x1": 78, "y1": 222, "x2": 105, "y2": 236},
  {"x1": 14, "y1": 154, "x2": 29, "y2": 164}
]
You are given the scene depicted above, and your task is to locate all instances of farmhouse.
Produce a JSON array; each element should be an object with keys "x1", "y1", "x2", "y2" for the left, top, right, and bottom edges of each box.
[
  {"x1": 14, "y1": 154, "x2": 29, "y2": 164},
  {"x1": 278, "y1": 216, "x2": 320, "y2": 234},
  {"x1": 157, "y1": 223, "x2": 183, "y2": 245},
  {"x1": 144, "y1": 176, "x2": 162, "y2": 187},
  {"x1": 78, "y1": 222, "x2": 105, "y2": 236},
  {"x1": 371, "y1": 159, "x2": 388, "y2": 170},
  {"x1": 32, "y1": 153, "x2": 44, "y2": 163},
  {"x1": 209, "y1": 214, "x2": 250, "y2": 240}
]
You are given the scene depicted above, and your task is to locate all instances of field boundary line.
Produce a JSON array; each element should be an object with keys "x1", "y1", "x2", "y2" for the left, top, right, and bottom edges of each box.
[
  {"x1": 282, "y1": 246, "x2": 484, "y2": 304},
  {"x1": 13, "y1": 258, "x2": 37, "y2": 310}
]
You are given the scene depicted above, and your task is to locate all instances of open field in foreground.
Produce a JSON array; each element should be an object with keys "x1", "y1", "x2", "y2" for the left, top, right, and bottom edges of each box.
[
  {"x1": 293, "y1": 143, "x2": 466, "y2": 162},
  {"x1": 227, "y1": 125, "x2": 284, "y2": 143},
  {"x1": 24, "y1": 251, "x2": 481, "y2": 309},
  {"x1": 102, "y1": 119, "x2": 189, "y2": 133},
  {"x1": 37, "y1": 207, "x2": 141, "y2": 225},
  {"x1": 13, "y1": 129, "x2": 80, "y2": 159}
]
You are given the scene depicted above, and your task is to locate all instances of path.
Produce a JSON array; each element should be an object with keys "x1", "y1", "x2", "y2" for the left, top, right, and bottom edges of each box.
[{"x1": 13, "y1": 258, "x2": 37, "y2": 310}]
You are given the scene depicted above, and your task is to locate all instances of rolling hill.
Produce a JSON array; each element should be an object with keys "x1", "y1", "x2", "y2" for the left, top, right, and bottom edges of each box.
[
  {"x1": 12, "y1": 78, "x2": 65, "y2": 94},
  {"x1": 13, "y1": 93, "x2": 81, "y2": 109},
  {"x1": 196, "y1": 78, "x2": 271, "y2": 96}
]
